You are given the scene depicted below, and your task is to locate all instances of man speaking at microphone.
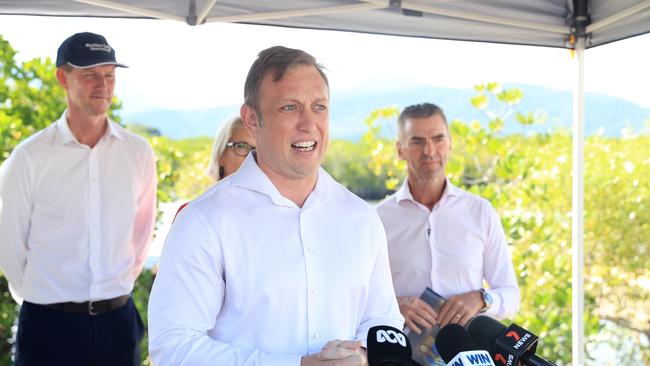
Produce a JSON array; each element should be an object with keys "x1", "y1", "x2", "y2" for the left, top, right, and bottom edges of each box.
[
  {"x1": 376, "y1": 103, "x2": 520, "y2": 332},
  {"x1": 148, "y1": 46, "x2": 403, "y2": 365}
]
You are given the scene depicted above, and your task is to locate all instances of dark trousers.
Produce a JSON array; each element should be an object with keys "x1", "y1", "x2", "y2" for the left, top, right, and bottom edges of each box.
[{"x1": 14, "y1": 297, "x2": 144, "y2": 366}]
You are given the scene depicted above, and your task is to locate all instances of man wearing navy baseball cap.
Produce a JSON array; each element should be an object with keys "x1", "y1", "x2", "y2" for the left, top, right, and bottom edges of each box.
[
  {"x1": 0, "y1": 32, "x2": 156, "y2": 365},
  {"x1": 56, "y1": 31, "x2": 129, "y2": 69}
]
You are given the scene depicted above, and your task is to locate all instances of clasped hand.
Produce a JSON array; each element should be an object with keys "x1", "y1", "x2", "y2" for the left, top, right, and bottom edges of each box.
[
  {"x1": 301, "y1": 339, "x2": 368, "y2": 366},
  {"x1": 398, "y1": 290, "x2": 484, "y2": 334}
]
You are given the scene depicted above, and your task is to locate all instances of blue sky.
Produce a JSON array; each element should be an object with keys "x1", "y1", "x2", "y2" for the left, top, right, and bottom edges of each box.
[{"x1": 1, "y1": 14, "x2": 649, "y2": 114}]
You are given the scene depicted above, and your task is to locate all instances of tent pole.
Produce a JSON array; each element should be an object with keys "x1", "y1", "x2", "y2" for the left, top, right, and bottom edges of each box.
[{"x1": 572, "y1": 34, "x2": 586, "y2": 366}]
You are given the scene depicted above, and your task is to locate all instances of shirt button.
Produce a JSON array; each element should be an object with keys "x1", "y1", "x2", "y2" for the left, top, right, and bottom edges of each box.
[
  {"x1": 313, "y1": 333, "x2": 319, "y2": 340},
  {"x1": 312, "y1": 288, "x2": 317, "y2": 296}
]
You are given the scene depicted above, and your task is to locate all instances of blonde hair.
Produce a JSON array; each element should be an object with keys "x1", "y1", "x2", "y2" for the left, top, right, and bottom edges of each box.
[{"x1": 206, "y1": 116, "x2": 245, "y2": 181}]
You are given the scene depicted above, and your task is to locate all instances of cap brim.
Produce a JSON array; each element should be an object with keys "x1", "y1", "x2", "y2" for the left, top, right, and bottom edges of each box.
[{"x1": 67, "y1": 61, "x2": 129, "y2": 69}]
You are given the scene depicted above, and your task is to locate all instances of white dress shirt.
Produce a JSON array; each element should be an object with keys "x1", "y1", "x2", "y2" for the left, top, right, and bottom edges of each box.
[
  {"x1": 148, "y1": 153, "x2": 403, "y2": 366},
  {"x1": 376, "y1": 179, "x2": 519, "y2": 319},
  {"x1": 0, "y1": 112, "x2": 157, "y2": 304}
]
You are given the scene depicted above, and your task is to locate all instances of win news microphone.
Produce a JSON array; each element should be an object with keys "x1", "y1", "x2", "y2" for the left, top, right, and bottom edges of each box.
[
  {"x1": 367, "y1": 325, "x2": 412, "y2": 365},
  {"x1": 467, "y1": 316, "x2": 557, "y2": 366},
  {"x1": 435, "y1": 323, "x2": 495, "y2": 366}
]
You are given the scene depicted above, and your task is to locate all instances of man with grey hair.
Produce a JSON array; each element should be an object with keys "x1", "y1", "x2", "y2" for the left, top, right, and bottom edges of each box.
[
  {"x1": 376, "y1": 103, "x2": 519, "y2": 335},
  {"x1": 148, "y1": 46, "x2": 403, "y2": 365}
]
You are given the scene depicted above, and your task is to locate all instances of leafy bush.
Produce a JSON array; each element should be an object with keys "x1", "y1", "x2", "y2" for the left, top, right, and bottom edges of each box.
[{"x1": 0, "y1": 277, "x2": 18, "y2": 365}]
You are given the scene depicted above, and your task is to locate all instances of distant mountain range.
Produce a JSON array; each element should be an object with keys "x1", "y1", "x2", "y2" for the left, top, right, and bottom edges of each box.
[{"x1": 122, "y1": 82, "x2": 650, "y2": 140}]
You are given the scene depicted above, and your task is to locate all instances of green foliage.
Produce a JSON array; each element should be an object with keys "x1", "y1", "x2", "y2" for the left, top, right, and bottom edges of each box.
[
  {"x1": 474, "y1": 130, "x2": 581, "y2": 363},
  {"x1": 168, "y1": 137, "x2": 213, "y2": 200},
  {"x1": 1, "y1": 34, "x2": 64, "y2": 162},
  {"x1": 0, "y1": 276, "x2": 18, "y2": 365},
  {"x1": 132, "y1": 269, "x2": 155, "y2": 365},
  {"x1": 582, "y1": 133, "x2": 650, "y2": 364},
  {"x1": 130, "y1": 132, "x2": 214, "y2": 204},
  {"x1": 323, "y1": 106, "x2": 404, "y2": 198},
  {"x1": 451, "y1": 108, "x2": 574, "y2": 362},
  {"x1": 124, "y1": 125, "x2": 215, "y2": 205}
]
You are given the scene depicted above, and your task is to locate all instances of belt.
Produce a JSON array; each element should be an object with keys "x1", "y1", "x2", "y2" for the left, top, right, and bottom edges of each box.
[{"x1": 37, "y1": 295, "x2": 130, "y2": 315}]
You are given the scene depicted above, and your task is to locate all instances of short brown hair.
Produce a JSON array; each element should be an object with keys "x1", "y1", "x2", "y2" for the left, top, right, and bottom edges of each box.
[
  {"x1": 397, "y1": 103, "x2": 448, "y2": 139},
  {"x1": 243, "y1": 46, "x2": 328, "y2": 113}
]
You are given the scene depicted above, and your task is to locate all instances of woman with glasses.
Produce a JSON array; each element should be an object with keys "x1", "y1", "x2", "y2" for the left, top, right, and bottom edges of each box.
[
  {"x1": 207, "y1": 116, "x2": 256, "y2": 181},
  {"x1": 174, "y1": 117, "x2": 255, "y2": 220}
]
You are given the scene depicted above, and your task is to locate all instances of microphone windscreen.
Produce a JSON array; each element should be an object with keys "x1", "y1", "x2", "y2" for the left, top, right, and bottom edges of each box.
[
  {"x1": 367, "y1": 325, "x2": 412, "y2": 366},
  {"x1": 466, "y1": 315, "x2": 507, "y2": 350},
  {"x1": 434, "y1": 323, "x2": 477, "y2": 363}
]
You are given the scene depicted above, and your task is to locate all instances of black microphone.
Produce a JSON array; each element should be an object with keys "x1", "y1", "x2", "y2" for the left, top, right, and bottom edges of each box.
[
  {"x1": 467, "y1": 316, "x2": 557, "y2": 366},
  {"x1": 435, "y1": 323, "x2": 495, "y2": 366},
  {"x1": 367, "y1": 325, "x2": 413, "y2": 365}
]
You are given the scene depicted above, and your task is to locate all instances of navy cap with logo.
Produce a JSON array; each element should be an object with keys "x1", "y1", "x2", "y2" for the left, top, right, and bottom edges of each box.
[{"x1": 56, "y1": 32, "x2": 128, "y2": 69}]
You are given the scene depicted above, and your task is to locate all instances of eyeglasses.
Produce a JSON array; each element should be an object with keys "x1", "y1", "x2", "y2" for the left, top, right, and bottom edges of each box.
[{"x1": 226, "y1": 141, "x2": 255, "y2": 157}]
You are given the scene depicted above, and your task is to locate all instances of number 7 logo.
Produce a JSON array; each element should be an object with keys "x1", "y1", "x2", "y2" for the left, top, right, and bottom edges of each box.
[{"x1": 505, "y1": 331, "x2": 521, "y2": 341}]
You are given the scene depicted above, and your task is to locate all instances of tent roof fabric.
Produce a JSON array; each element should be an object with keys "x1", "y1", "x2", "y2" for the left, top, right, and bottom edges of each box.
[{"x1": 1, "y1": 0, "x2": 649, "y2": 49}]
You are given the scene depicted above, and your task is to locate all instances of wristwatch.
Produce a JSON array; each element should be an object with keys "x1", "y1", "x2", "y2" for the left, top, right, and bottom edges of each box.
[{"x1": 479, "y1": 288, "x2": 493, "y2": 313}]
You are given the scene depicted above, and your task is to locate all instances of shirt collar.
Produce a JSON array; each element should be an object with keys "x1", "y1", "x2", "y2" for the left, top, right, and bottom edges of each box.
[
  {"x1": 54, "y1": 110, "x2": 124, "y2": 146},
  {"x1": 104, "y1": 118, "x2": 124, "y2": 140},
  {"x1": 395, "y1": 176, "x2": 462, "y2": 204},
  {"x1": 305, "y1": 165, "x2": 334, "y2": 208},
  {"x1": 230, "y1": 152, "x2": 333, "y2": 208}
]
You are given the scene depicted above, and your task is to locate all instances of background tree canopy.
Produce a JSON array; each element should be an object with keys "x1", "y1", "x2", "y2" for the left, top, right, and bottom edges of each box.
[{"x1": 1, "y1": 34, "x2": 649, "y2": 365}]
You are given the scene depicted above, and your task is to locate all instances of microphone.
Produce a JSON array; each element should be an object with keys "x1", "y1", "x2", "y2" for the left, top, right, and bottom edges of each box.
[
  {"x1": 435, "y1": 323, "x2": 495, "y2": 366},
  {"x1": 367, "y1": 325, "x2": 413, "y2": 365},
  {"x1": 467, "y1": 316, "x2": 557, "y2": 366}
]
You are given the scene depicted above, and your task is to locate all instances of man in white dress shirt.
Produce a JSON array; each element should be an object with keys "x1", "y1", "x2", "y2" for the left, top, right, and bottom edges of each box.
[
  {"x1": 148, "y1": 46, "x2": 403, "y2": 366},
  {"x1": 376, "y1": 103, "x2": 519, "y2": 334},
  {"x1": 0, "y1": 32, "x2": 156, "y2": 365}
]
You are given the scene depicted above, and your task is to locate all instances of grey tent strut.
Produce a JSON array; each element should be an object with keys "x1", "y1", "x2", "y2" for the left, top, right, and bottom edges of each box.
[{"x1": 0, "y1": 0, "x2": 649, "y2": 48}]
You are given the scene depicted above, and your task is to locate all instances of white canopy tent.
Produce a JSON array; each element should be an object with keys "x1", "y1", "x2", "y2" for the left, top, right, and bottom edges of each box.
[
  {"x1": 0, "y1": 0, "x2": 650, "y2": 48},
  {"x1": 2, "y1": 1, "x2": 650, "y2": 364},
  {"x1": 2, "y1": 0, "x2": 650, "y2": 48}
]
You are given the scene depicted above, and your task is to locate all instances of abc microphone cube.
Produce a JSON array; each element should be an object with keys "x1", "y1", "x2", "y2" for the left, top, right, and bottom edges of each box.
[{"x1": 367, "y1": 325, "x2": 412, "y2": 365}]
